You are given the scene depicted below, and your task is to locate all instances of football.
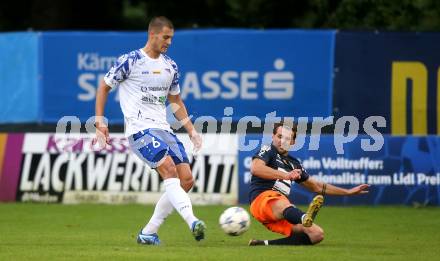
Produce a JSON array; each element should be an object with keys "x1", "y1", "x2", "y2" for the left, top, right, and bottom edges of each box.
[{"x1": 219, "y1": 206, "x2": 251, "y2": 236}]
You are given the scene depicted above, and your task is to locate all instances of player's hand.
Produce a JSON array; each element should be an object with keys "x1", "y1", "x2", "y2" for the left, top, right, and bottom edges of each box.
[
  {"x1": 347, "y1": 184, "x2": 370, "y2": 195},
  {"x1": 287, "y1": 169, "x2": 302, "y2": 181},
  {"x1": 189, "y1": 130, "x2": 202, "y2": 154},
  {"x1": 92, "y1": 124, "x2": 110, "y2": 149}
]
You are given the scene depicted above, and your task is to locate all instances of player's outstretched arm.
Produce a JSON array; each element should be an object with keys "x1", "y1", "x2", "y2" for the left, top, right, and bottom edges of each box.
[
  {"x1": 345, "y1": 184, "x2": 370, "y2": 195},
  {"x1": 251, "y1": 158, "x2": 298, "y2": 180},
  {"x1": 92, "y1": 80, "x2": 112, "y2": 147},
  {"x1": 301, "y1": 177, "x2": 370, "y2": 196}
]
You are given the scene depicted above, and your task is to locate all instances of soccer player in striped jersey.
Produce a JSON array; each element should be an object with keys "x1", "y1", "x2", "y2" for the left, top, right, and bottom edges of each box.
[
  {"x1": 94, "y1": 16, "x2": 205, "y2": 245},
  {"x1": 248, "y1": 122, "x2": 369, "y2": 246}
]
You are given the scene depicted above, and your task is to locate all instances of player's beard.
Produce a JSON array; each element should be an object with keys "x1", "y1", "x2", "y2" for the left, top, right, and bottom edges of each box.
[{"x1": 274, "y1": 143, "x2": 288, "y2": 155}]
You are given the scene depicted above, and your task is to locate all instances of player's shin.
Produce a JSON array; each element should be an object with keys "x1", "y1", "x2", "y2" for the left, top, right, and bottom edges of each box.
[
  {"x1": 163, "y1": 178, "x2": 198, "y2": 228},
  {"x1": 268, "y1": 232, "x2": 312, "y2": 245},
  {"x1": 282, "y1": 206, "x2": 306, "y2": 224},
  {"x1": 142, "y1": 192, "x2": 174, "y2": 234}
]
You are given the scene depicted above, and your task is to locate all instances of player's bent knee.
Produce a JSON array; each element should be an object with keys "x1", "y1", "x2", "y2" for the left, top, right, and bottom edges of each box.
[
  {"x1": 176, "y1": 164, "x2": 193, "y2": 191},
  {"x1": 181, "y1": 176, "x2": 194, "y2": 192},
  {"x1": 312, "y1": 231, "x2": 324, "y2": 244},
  {"x1": 165, "y1": 165, "x2": 178, "y2": 179},
  {"x1": 303, "y1": 225, "x2": 324, "y2": 244},
  {"x1": 310, "y1": 228, "x2": 324, "y2": 244},
  {"x1": 157, "y1": 159, "x2": 178, "y2": 179}
]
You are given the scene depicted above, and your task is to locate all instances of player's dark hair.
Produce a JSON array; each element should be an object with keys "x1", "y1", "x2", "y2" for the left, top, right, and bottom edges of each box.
[
  {"x1": 148, "y1": 16, "x2": 174, "y2": 33},
  {"x1": 273, "y1": 121, "x2": 298, "y2": 139}
]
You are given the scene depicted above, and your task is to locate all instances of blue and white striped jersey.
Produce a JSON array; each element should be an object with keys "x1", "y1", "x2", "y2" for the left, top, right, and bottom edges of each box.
[{"x1": 104, "y1": 49, "x2": 180, "y2": 136}]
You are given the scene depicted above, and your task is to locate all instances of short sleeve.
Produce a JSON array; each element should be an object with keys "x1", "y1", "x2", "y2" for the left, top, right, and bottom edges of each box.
[
  {"x1": 103, "y1": 52, "x2": 136, "y2": 88},
  {"x1": 252, "y1": 145, "x2": 273, "y2": 165},
  {"x1": 169, "y1": 63, "x2": 180, "y2": 95}
]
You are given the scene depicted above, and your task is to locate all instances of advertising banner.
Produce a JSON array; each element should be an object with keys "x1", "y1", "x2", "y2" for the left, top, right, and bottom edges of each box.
[
  {"x1": 0, "y1": 33, "x2": 39, "y2": 123},
  {"x1": 40, "y1": 32, "x2": 144, "y2": 123},
  {"x1": 333, "y1": 32, "x2": 440, "y2": 135},
  {"x1": 40, "y1": 30, "x2": 335, "y2": 123},
  {"x1": 238, "y1": 134, "x2": 440, "y2": 205},
  {"x1": 3, "y1": 132, "x2": 440, "y2": 205},
  {"x1": 0, "y1": 133, "x2": 238, "y2": 205}
]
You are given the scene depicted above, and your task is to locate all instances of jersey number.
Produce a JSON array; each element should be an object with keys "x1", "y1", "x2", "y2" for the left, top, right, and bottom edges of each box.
[{"x1": 152, "y1": 137, "x2": 161, "y2": 148}]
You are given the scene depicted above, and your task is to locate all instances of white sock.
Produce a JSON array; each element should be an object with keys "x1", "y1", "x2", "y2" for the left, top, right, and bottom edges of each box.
[
  {"x1": 142, "y1": 193, "x2": 174, "y2": 234},
  {"x1": 163, "y1": 178, "x2": 198, "y2": 229}
]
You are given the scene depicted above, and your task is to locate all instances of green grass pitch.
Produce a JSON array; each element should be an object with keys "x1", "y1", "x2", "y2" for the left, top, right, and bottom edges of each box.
[{"x1": 0, "y1": 204, "x2": 439, "y2": 260}]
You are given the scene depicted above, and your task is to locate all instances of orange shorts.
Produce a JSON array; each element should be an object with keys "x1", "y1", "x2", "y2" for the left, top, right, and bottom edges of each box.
[{"x1": 250, "y1": 190, "x2": 293, "y2": 236}]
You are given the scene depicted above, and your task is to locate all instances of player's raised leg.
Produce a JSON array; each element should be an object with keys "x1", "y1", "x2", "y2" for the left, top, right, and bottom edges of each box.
[
  {"x1": 302, "y1": 195, "x2": 324, "y2": 227},
  {"x1": 130, "y1": 130, "x2": 204, "y2": 244},
  {"x1": 140, "y1": 193, "x2": 188, "y2": 237},
  {"x1": 140, "y1": 163, "x2": 194, "y2": 237},
  {"x1": 249, "y1": 195, "x2": 325, "y2": 246},
  {"x1": 156, "y1": 157, "x2": 206, "y2": 241},
  {"x1": 270, "y1": 194, "x2": 324, "y2": 227}
]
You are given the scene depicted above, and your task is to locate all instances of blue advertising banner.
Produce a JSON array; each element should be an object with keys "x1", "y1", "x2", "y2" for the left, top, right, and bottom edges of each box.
[
  {"x1": 39, "y1": 30, "x2": 335, "y2": 123},
  {"x1": 0, "y1": 33, "x2": 39, "y2": 123},
  {"x1": 238, "y1": 134, "x2": 440, "y2": 205},
  {"x1": 167, "y1": 30, "x2": 335, "y2": 121},
  {"x1": 333, "y1": 32, "x2": 440, "y2": 135},
  {"x1": 41, "y1": 32, "x2": 145, "y2": 123}
]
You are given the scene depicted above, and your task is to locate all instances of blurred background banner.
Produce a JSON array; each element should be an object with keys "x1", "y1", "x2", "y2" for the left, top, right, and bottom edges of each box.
[
  {"x1": 0, "y1": 33, "x2": 39, "y2": 123},
  {"x1": 166, "y1": 30, "x2": 335, "y2": 120},
  {"x1": 333, "y1": 32, "x2": 440, "y2": 135},
  {"x1": 1, "y1": 30, "x2": 336, "y2": 124},
  {"x1": 41, "y1": 32, "x2": 145, "y2": 123},
  {"x1": 6, "y1": 30, "x2": 440, "y2": 127},
  {"x1": 0, "y1": 133, "x2": 238, "y2": 204},
  {"x1": 238, "y1": 134, "x2": 440, "y2": 205},
  {"x1": 1, "y1": 29, "x2": 440, "y2": 205}
]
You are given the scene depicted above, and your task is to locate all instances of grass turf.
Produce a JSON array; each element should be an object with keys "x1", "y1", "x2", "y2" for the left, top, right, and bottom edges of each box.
[{"x1": 0, "y1": 204, "x2": 439, "y2": 260}]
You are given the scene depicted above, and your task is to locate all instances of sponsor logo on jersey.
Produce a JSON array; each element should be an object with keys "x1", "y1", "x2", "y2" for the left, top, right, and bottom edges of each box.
[{"x1": 258, "y1": 145, "x2": 271, "y2": 157}]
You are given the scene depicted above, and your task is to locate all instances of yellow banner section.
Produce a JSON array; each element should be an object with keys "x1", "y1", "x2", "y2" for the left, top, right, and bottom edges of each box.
[
  {"x1": 0, "y1": 134, "x2": 7, "y2": 181},
  {"x1": 391, "y1": 62, "x2": 428, "y2": 135}
]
